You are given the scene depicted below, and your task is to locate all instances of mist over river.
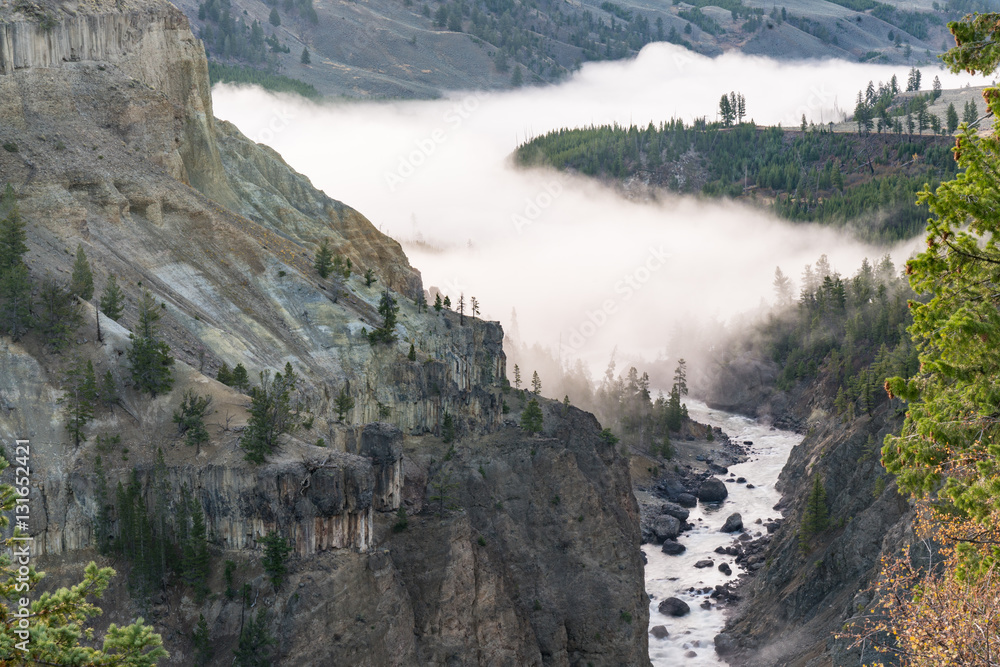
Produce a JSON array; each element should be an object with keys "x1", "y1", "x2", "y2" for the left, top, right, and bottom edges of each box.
[{"x1": 213, "y1": 43, "x2": 988, "y2": 372}]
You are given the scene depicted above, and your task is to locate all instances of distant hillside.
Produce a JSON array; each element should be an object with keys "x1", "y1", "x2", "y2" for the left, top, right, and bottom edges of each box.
[
  {"x1": 171, "y1": 0, "x2": 998, "y2": 98},
  {"x1": 515, "y1": 121, "x2": 958, "y2": 243}
]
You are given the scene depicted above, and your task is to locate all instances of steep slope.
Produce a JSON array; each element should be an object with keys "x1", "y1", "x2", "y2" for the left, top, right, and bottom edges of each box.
[{"x1": 0, "y1": 2, "x2": 649, "y2": 664}]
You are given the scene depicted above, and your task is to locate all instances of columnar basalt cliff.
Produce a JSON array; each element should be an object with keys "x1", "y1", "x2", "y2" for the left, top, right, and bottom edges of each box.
[{"x1": 0, "y1": 1, "x2": 648, "y2": 664}]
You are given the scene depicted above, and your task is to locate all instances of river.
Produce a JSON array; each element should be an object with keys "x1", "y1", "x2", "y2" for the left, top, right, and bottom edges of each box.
[{"x1": 644, "y1": 400, "x2": 802, "y2": 666}]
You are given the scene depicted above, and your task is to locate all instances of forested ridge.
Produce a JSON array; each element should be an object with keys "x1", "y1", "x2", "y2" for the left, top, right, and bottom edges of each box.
[{"x1": 515, "y1": 121, "x2": 958, "y2": 242}]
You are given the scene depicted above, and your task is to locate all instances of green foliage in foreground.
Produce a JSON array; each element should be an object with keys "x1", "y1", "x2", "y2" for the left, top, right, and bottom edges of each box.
[
  {"x1": 208, "y1": 62, "x2": 320, "y2": 99},
  {"x1": 0, "y1": 456, "x2": 168, "y2": 665}
]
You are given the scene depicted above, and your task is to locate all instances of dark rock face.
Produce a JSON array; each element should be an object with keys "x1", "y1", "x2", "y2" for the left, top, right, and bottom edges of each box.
[
  {"x1": 658, "y1": 597, "x2": 690, "y2": 617},
  {"x1": 719, "y1": 562, "x2": 733, "y2": 576},
  {"x1": 660, "y1": 502, "x2": 690, "y2": 522},
  {"x1": 661, "y1": 540, "x2": 686, "y2": 555},
  {"x1": 694, "y1": 559, "x2": 715, "y2": 569},
  {"x1": 715, "y1": 632, "x2": 738, "y2": 656},
  {"x1": 698, "y1": 477, "x2": 728, "y2": 502},
  {"x1": 721, "y1": 513, "x2": 743, "y2": 533}
]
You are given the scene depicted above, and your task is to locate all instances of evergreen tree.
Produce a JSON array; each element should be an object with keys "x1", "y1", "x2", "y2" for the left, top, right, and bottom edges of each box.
[
  {"x1": 457, "y1": 293, "x2": 465, "y2": 325},
  {"x1": 963, "y1": 99, "x2": 979, "y2": 125},
  {"x1": 70, "y1": 244, "x2": 94, "y2": 300},
  {"x1": 127, "y1": 290, "x2": 174, "y2": 397},
  {"x1": 946, "y1": 102, "x2": 960, "y2": 133},
  {"x1": 470, "y1": 296, "x2": 480, "y2": 319},
  {"x1": 193, "y1": 614, "x2": 213, "y2": 667},
  {"x1": 932, "y1": 74, "x2": 942, "y2": 100},
  {"x1": 0, "y1": 263, "x2": 31, "y2": 340},
  {"x1": 233, "y1": 609, "x2": 275, "y2": 667},
  {"x1": 269, "y1": 7, "x2": 280, "y2": 25},
  {"x1": 521, "y1": 398, "x2": 544, "y2": 435},
  {"x1": 0, "y1": 455, "x2": 168, "y2": 667},
  {"x1": 100, "y1": 274, "x2": 125, "y2": 321},
  {"x1": 433, "y1": 293, "x2": 443, "y2": 312},
  {"x1": 368, "y1": 289, "x2": 399, "y2": 344},
  {"x1": 408, "y1": 343, "x2": 416, "y2": 361},
  {"x1": 300, "y1": 47, "x2": 310, "y2": 64},
  {"x1": 0, "y1": 184, "x2": 27, "y2": 271},
  {"x1": 773, "y1": 266, "x2": 793, "y2": 306},
  {"x1": 231, "y1": 362, "x2": 250, "y2": 392},
  {"x1": 428, "y1": 469, "x2": 460, "y2": 515},
  {"x1": 511, "y1": 65, "x2": 523, "y2": 87},
  {"x1": 334, "y1": 384, "x2": 354, "y2": 422},
  {"x1": 99, "y1": 370, "x2": 119, "y2": 407},
  {"x1": 531, "y1": 370, "x2": 541, "y2": 395},
  {"x1": 719, "y1": 93, "x2": 734, "y2": 126},
  {"x1": 61, "y1": 358, "x2": 98, "y2": 447},
  {"x1": 37, "y1": 276, "x2": 82, "y2": 351},
  {"x1": 314, "y1": 238, "x2": 333, "y2": 279},
  {"x1": 216, "y1": 361, "x2": 233, "y2": 386},
  {"x1": 181, "y1": 488, "x2": 211, "y2": 601},
  {"x1": 364, "y1": 268, "x2": 375, "y2": 287},
  {"x1": 173, "y1": 389, "x2": 213, "y2": 448},
  {"x1": 240, "y1": 364, "x2": 300, "y2": 463},
  {"x1": 443, "y1": 295, "x2": 451, "y2": 309},
  {"x1": 260, "y1": 531, "x2": 292, "y2": 589},
  {"x1": 799, "y1": 474, "x2": 829, "y2": 547},
  {"x1": 513, "y1": 364, "x2": 521, "y2": 390},
  {"x1": 93, "y1": 454, "x2": 112, "y2": 554},
  {"x1": 441, "y1": 411, "x2": 455, "y2": 443}
]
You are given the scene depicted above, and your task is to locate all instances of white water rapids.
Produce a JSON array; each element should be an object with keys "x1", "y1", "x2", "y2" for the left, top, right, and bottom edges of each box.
[{"x1": 644, "y1": 401, "x2": 803, "y2": 666}]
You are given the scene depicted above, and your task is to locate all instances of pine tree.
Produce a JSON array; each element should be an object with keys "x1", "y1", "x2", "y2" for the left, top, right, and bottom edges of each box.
[
  {"x1": 93, "y1": 454, "x2": 112, "y2": 554},
  {"x1": 193, "y1": 614, "x2": 213, "y2": 667},
  {"x1": 433, "y1": 293, "x2": 443, "y2": 312},
  {"x1": 0, "y1": 184, "x2": 27, "y2": 271},
  {"x1": 240, "y1": 364, "x2": 300, "y2": 463},
  {"x1": 428, "y1": 469, "x2": 460, "y2": 515},
  {"x1": 511, "y1": 65, "x2": 523, "y2": 87},
  {"x1": 260, "y1": 530, "x2": 292, "y2": 589},
  {"x1": 443, "y1": 295, "x2": 451, "y2": 309},
  {"x1": 364, "y1": 268, "x2": 375, "y2": 287},
  {"x1": 127, "y1": 290, "x2": 174, "y2": 397},
  {"x1": 0, "y1": 263, "x2": 31, "y2": 340},
  {"x1": 334, "y1": 384, "x2": 354, "y2": 422},
  {"x1": 100, "y1": 274, "x2": 125, "y2": 321},
  {"x1": 531, "y1": 370, "x2": 541, "y2": 395},
  {"x1": 963, "y1": 99, "x2": 979, "y2": 125},
  {"x1": 70, "y1": 244, "x2": 94, "y2": 300},
  {"x1": 37, "y1": 276, "x2": 82, "y2": 351},
  {"x1": 173, "y1": 389, "x2": 213, "y2": 448},
  {"x1": 234, "y1": 609, "x2": 275, "y2": 667},
  {"x1": 408, "y1": 343, "x2": 416, "y2": 361},
  {"x1": 314, "y1": 238, "x2": 333, "y2": 278},
  {"x1": 441, "y1": 411, "x2": 455, "y2": 443},
  {"x1": 216, "y1": 361, "x2": 233, "y2": 386},
  {"x1": 231, "y1": 363, "x2": 250, "y2": 392},
  {"x1": 470, "y1": 296, "x2": 479, "y2": 319},
  {"x1": 799, "y1": 474, "x2": 829, "y2": 548},
  {"x1": 300, "y1": 47, "x2": 310, "y2": 64},
  {"x1": 773, "y1": 266, "x2": 792, "y2": 305},
  {"x1": 520, "y1": 398, "x2": 543, "y2": 435},
  {"x1": 182, "y1": 489, "x2": 211, "y2": 601},
  {"x1": 946, "y1": 102, "x2": 959, "y2": 133},
  {"x1": 61, "y1": 358, "x2": 98, "y2": 447},
  {"x1": 457, "y1": 293, "x2": 465, "y2": 325},
  {"x1": 513, "y1": 364, "x2": 521, "y2": 390},
  {"x1": 368, "y1": 289, "x2": 399, "y2": 344},
  {"x1": 269, "y1": 7, "x2": 280, "y2": 25}
]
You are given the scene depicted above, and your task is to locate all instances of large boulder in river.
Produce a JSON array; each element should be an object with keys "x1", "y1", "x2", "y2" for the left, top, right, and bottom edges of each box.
[
  {"x1": 660, "y1": 502, "x2": 690, "y2": 522},
  {"x1": 698, "y1": 477, "x2": 729, "y2": 502},
  {"x1": 721, "y1": 513, "x2": 743, "y2": 533},
  {"x1": 652, "y1": 515, "x2": 681, "y2": 542},
  {"x1": 650, "y1": 625, "x2": 669, "y2": 639},
  {"x1": 661, "y1": 540, "x2": 686, "y2": 555},
  {"x1": 676, "y1": 493, "x2": 698, "y2": 507},
  {"x1": 658, "y1": 597, "x2": 690, "y2": 617}
]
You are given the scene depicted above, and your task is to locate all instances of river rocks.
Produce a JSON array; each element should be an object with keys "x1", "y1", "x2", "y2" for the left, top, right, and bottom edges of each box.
[
  {"x1": 660, "y1": 502, "x2": 690, "y2": 522},
  {"x1": 694, "y1": 559, "x2": 715, "y2": 569},
  {"x1": 658, "y1": 597, "x2": 690, "y2": 617},
  {"x1": 746, "y1": 483, "x2": 755, "y2": 489},
  {"x1": 650, "y1": 625, "x2": 669, "y2": 639},
  {"x1": 642, "y1": 513, "x2": 681, "y2": 544},
  {"x1": 676, "y1": 493, "x2": 698, "y2": 508},
  {"x1": 721, "y1": 513, "x2": 743, "y2": 533},
  {"x1": 736, "y1": 477, "x2": 746, "y2": 483},
  {"x1": 719, "y1": 562, "x2": 732, "y2": 576},
  {"x1": 715, "y1": 632, "x2": 738, "y2": 656},
  {"x1": 698, "y1": 477, "x2": 728, "y2": 502},
  {"x1": 661, "y1": 540, "x2": 686, "y2": 555}
]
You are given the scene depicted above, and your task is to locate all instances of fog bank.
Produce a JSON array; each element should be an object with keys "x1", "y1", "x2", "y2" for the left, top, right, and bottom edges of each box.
[{"x1": 212, "y1": 43, "x2": 986, "y2": 374}]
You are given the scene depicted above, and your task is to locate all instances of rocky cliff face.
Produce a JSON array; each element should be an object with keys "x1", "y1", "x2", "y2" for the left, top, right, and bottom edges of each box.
[
  {"x1": 719, "y1": 401, "x2": 913, "y2": 666},
  {"x1": 0, "y1": 2, "x2": 647, "y2": 665}
]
